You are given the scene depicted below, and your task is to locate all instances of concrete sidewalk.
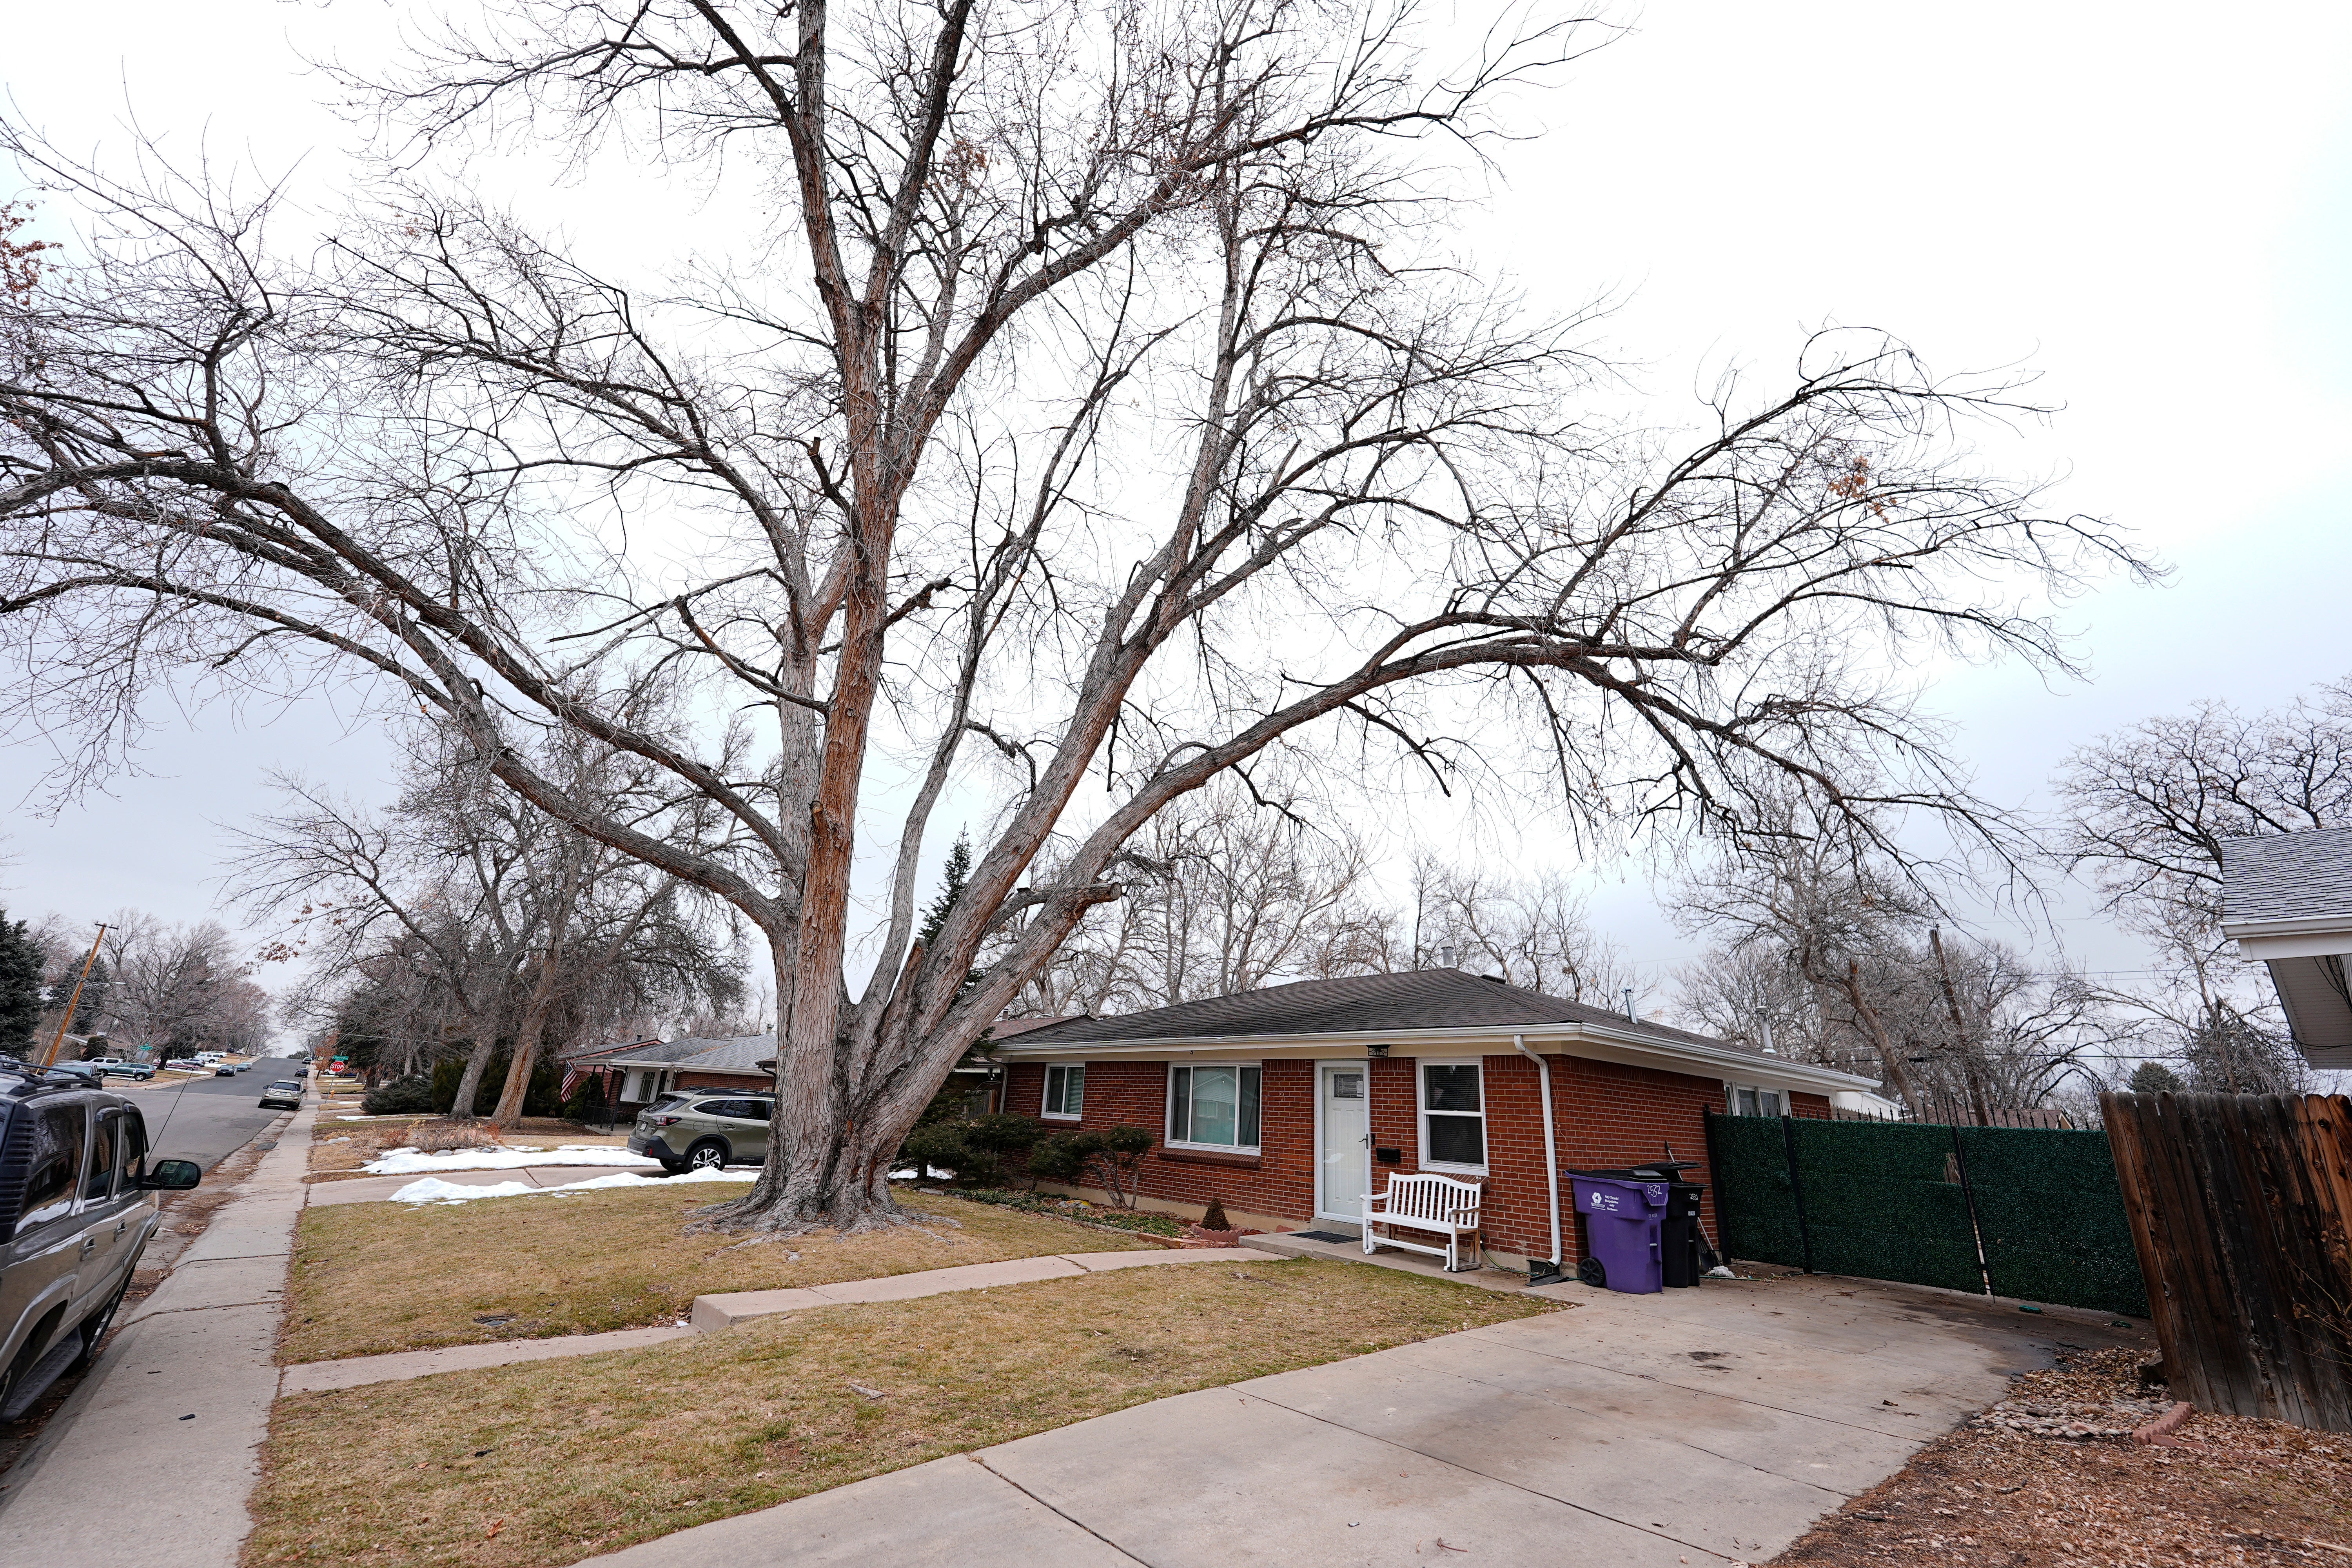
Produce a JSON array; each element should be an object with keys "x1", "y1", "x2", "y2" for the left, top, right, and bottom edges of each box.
[
  {"x1": 572, "y1": 1271, "x2": 2140, "y2": 1568},
  {"x1": 0, "y1": 1103, "x2": 316, "y2": 1568}
]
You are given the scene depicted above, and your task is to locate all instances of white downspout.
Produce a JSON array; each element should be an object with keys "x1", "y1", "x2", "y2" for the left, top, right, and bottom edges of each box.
[{"x1": 1514, "y1": 1034, "x2": 1562, "y2": 1270}]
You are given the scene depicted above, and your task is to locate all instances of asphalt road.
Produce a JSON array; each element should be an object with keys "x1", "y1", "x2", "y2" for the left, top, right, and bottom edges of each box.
[{"x1": 124, "y1": 1062, "x2": 309, "y2": 1172}]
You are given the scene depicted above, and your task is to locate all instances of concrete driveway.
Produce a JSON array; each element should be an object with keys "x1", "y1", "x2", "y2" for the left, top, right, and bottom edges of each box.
[{"x1": 577, "y1": 1272, "x2": 2138, "y2": 1567}]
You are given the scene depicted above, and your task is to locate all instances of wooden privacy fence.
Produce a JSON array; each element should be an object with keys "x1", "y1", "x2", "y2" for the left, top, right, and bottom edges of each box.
[{"x1": 2102, "y1": 1091, "x2": 2352, "y2": 1432}]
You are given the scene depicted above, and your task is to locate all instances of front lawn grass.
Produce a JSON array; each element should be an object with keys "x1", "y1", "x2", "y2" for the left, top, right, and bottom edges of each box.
[
  {"x1": 283, "y1": 1187, "x2": 1153, "y2": 1364},
  {"x1": 249, "y1": 1256, "x2": 1555, "y2": 1568}
]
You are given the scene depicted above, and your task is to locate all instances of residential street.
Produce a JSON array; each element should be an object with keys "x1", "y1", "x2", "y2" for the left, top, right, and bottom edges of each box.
[{"x1": 127, "y1": 1065, "x2": 306, "y2": 1171}]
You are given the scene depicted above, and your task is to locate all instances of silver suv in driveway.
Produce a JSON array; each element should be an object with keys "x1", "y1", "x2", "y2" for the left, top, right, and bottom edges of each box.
[
  {"x1": 0, "y1": 1062, "x2": 199, "y2": 1419},
  {"x1": 628, "y1": 1094, "x2": 773, "y2": 1173}
]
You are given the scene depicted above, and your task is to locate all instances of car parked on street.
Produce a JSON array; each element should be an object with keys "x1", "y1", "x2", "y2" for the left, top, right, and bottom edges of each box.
[
  {"x1": 628, "y1": 1094, "x2": 774, "y2": 1173},
  {"x1": 212, "y1": 1063, "x2": 236, "y2": 1077},
  {"x1": 0, "y1": 1061, "x2": 199, "y2": 1421},
  {"x1": 85, "y1": 1059, "x2": 155, "y2": 1081},
  {"x1": 257, "y1": 1081, "x2": 303, "y2": 1111}
]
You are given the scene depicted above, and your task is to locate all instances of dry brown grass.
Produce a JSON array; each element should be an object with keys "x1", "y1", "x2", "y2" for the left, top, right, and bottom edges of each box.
[
  {"x1": 307, "y1": 1122, "x2": 627, "y2": 1179},
  {"x1": 283, "y1": 1187, "x2": 1155, "y2": 1364},
  {"x1": 248, "y1": 1255, "x2": 1556, "y2": 1568}
]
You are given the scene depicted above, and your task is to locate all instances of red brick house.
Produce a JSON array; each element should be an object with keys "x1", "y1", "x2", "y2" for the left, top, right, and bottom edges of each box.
[{"x1": 991, "y1": 968, "x2": 1875, "y2": 1273}]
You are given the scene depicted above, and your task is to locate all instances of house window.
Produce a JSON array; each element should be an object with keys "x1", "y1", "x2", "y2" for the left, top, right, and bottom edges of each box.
[
  {"x1": 1043, "y1": 1063, "x2": 1085, "y2": 1120},
  {"x1": 1169, "y1": 1064, "x2": 1261, "y2": 1150},
  {"x1": 1419, "y1": 1061, "x2": 1486, "y2": 1172},
  {"x1": 1728, "y1": 1084, "x2": 1785, "y2": 1117}
]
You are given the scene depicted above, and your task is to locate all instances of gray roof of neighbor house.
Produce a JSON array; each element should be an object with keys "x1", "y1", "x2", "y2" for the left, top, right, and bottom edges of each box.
[
  {"x1": 2221, "y1": 828, "x2": 2352, "y2": 926},
  {"x1": 2219, "y1": 828, "x2": 2352, "y2": 1070},
  {"x1": 1006, "y1": 969, "x2": 1754, "y2": 1055},
  {"x1": 597, "y1": 1034, "x2": 774, "y2": 1073},
  {"x1": 749, "y1": 1016, "x2": 1072, "y2": 1076}
]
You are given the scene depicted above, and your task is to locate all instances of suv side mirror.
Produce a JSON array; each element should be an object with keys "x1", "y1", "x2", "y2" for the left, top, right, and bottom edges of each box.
[{"x1": 138, "y1": 1159, "x2": 201, "y2": 1191}]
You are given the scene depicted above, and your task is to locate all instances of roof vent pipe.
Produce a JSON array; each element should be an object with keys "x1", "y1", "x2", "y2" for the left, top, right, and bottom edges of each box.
[
  {"x1": 1513, "y1": 1033, "x2": 1563, "y2": 1275},
  {"x1": 1622, "y1": 987, "x2": 1637, "y2": 1022}
]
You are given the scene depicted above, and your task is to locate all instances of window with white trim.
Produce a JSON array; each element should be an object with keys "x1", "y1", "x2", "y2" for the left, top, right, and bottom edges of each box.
[
  {"x1": 1168, "y1": 1063, "x2": 1261, "y2": 1151},
  {"x1": 1042, "y1": 1063, "x2": 1085, "y2": 1120},
  {"x1": 1726, "y1": 1083, "x2": 1785, "y2": 1117},
  {"x1": 1418, "y1": 1060, "x2": 1486, "y2": 1172}
]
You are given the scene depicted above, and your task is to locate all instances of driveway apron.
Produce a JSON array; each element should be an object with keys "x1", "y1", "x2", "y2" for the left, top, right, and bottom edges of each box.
[{"x1": 574, "y1": 1272, "x2": 2139, "y2": 1568}]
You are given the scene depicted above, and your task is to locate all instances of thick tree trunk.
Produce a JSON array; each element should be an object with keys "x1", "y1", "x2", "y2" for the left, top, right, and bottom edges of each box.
[
  {"x1": 449, "y1": 1034, "x2": 497, "y2": 1120},
  {"x1": 487, "y1": 993, "x2": 555, "y2": 1131},
  {"x1": 695, "y1": 940, "x2": 943, "y2": 1237}
]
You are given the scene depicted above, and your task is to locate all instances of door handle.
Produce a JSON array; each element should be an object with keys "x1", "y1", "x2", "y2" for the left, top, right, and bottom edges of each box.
[{"x1": 80, "y1": 1235, "x2": 98, "y2": 1256}]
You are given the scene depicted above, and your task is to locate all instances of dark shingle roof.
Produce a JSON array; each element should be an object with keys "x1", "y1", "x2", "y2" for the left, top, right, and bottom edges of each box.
[
  {"x1": 2222, "y1": 828, "x2": 2352, "y2": 926},
  {"x1": 1004, "y1": 969, "x2": 1748, "y2": 1054}
]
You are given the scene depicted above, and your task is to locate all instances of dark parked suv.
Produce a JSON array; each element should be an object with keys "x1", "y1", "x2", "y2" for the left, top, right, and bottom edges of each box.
[{"x1": 0, "y1": 1060, "x2": 199, "y2": 1419}]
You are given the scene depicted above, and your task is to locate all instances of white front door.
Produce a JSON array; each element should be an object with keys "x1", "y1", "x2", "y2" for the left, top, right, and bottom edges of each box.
[{"x1": 1317, "y1": 1062, "x2": 1370, "y2": 1227}]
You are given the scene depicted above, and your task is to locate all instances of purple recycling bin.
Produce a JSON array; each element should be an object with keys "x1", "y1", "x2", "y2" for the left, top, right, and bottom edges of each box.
[{"x1": 1569, "y1": 1172, "x2": 1668, "y2": 1294}]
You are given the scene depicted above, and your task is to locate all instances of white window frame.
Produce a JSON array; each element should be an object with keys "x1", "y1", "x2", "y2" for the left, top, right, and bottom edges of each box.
[
  {"x1": 1165, "y1": 1062, "x2": 1263, "y2": 1154},
  {"x1": 1042, "y1": 1062, "x2": 1086, "y2": 1121},
  {"x1": 1416, "y1": 1058, "x2": 1488, "y2": 1176},
  {"x1": 1724, "y1": 1082, "x2": 1786, "y2": 1118}
]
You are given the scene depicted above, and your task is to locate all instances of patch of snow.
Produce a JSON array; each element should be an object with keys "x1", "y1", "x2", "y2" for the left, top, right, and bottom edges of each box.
[
  {"x1": 387, "y1": 1167, "x2": 756, "y2": 1204},
  {"x1": 363, "y1": 1145, "x2": 661, "y2": 1175},
  {"x1": 388, "y1": 1177, "x2": 541, "y2": 1203}
]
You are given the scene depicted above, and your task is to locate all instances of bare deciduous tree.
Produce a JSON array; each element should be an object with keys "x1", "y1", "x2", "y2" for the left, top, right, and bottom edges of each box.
[
  {"x1": 2052, "y1": 675, "x2": 2349, "y2": 1091},
  {"x1": 1011, "y1": 782, "x2": 1388, "y2": 1014},
  {"x1": 0, "y1": 1, "x2": 2149, "y2": 1232},
  {"x1": 238, "y1": 727, "x2": 744, "y2": 1125}
]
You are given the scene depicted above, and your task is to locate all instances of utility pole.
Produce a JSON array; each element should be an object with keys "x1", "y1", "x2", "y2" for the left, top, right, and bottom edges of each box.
[{"x1": 41, "y1": 923, "x2": 110, "y2": 1068}]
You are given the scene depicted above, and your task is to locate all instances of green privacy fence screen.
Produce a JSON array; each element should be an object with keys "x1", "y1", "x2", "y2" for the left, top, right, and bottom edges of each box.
[{"x1": 1704, "y1": 1112, "x2": 2150, "y2": 1319}]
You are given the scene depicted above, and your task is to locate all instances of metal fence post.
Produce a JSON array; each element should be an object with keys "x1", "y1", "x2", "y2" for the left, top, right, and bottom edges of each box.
[
  {"x1": 1781, "y1": 1114, "x2": 1814, "y2": 1275},
  {"x1": 1949, "y1": 1122, "x2": 1994, "y2": 1297}
]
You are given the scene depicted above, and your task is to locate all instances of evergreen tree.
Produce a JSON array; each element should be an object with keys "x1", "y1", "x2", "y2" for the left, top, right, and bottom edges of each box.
[
  {"x1": 2127, "y1": 1061, "x2": 2185, "y2": 1096},
  {"x1": 0, "y1": 911, "x2": 42, "y2": 1059},
  {"x1": 67, "y1": 956, "x2": 109, "y2": 1034},
  {"x1": 916, "y1": 833, "x2": 973, "y2": 951}
]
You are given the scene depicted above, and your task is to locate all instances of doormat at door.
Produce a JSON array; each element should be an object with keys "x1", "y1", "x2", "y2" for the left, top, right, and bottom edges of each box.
[{"x1": 1288, "y1": 1232, "x2": 1355, "y2": 1244}]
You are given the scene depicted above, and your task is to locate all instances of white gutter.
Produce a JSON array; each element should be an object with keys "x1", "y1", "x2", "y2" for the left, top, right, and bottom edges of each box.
[{"x1": 1513, "y1": 1033, "x2": 1562, "y2": 1270}]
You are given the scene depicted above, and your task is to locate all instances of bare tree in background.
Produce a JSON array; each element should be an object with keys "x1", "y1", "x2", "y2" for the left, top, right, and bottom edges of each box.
[
  {"x1": 1011, "y1": 782, "x2": 1388, "y2": 1014},
  {"x1": 91, "y1": 915, "x2": 271, "y2": 1060},
  {"x1": 0, "y1": 0, "x2": 2150, "y2": 1232},
  {"x1": 1675, "y1": 822, "x2": 2132, "y2": 1118},
  {"x1": 2054, "y1": 675, "x2": 2349, "y2": 1090},
  {"x1": 238, "y1": 726, "x2": 744, "y2": 1124},
  {"x1": 1397, "y1": 857, "x2": 1631, "y2": 1002}
]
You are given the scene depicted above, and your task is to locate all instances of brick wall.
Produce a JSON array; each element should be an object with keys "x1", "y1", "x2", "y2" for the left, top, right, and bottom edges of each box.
[{"x1": 1002, "y1": 1053, "x2": 1835, "y2": 1265}]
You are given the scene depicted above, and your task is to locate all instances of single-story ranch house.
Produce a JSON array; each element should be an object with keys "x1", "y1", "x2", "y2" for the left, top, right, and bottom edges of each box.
[{"x1": 991, "y1": 968, "x2": 1877, "y2": 1272}]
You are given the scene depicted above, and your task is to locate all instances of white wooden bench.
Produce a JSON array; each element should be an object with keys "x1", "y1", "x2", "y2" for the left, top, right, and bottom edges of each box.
[{"x1": 1361, "y1": 1172, "x2": 1483, "y2": 1272}]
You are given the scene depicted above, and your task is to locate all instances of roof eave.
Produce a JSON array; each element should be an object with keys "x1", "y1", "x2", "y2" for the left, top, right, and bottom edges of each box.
[{"x1": 992, "y1": 1019, "x2": 1875, "y2": 1094}]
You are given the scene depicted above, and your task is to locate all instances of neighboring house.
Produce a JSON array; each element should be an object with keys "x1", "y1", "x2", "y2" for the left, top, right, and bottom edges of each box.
[
  {"x1": 2220, "y1": 827, "x2": 2352, "y2": 1071},
  {"x1": 564, "y1": 1016, "x2": 1076, "y2": 1125},
  {"x1": 991, "y1": 967, "x2": 1875, "y2": 1272},
  {"x1": 563, "y1": 1035, "x2": 775, "y2": 1118}
]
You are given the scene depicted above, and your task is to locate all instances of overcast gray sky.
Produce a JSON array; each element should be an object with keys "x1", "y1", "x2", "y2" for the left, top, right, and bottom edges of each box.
[{"x1": 4, "y1": 1, "x2": 2347, "y2": 1010}]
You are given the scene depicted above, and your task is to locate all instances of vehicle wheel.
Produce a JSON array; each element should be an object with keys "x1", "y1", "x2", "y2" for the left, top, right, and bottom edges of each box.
[
  {"x1": 684, "y1": 1140, "x2": 728, "y2": 1172},
  {"x1": 69, "y1": 1276, "x2": 132, "y2": 1373},
  {"x1": 1576, "y1": 1257, "x2": 1607, "y2": 1289}
]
